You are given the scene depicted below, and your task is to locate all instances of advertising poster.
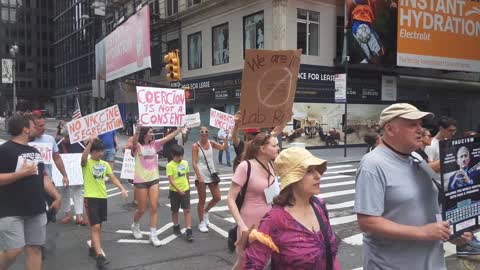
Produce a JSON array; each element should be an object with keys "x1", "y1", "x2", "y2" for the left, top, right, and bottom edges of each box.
[{"x1": 440, "y1": 136, "x2": 480, "y2": 236}]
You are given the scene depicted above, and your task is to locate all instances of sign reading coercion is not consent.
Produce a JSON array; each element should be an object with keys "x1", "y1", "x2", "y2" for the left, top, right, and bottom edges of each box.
[
  {"x1": 239, "y1": 49, "x2": 301, "y2": 129},
  {"x1": 137, "y1": 87, "x2": 186, "y2": 127},
  {"x1": 209, "y1": 109, "x2": 235, "y2": 131},
  {"x1": 67, "y1": 105, "x2": 123, "y2": 144}
]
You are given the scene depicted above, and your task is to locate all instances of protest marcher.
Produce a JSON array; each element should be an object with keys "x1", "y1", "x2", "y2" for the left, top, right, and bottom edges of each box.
[
  {"x1": 98, "y1": 130, "x2": 118, "y2": 169},
  {"x1": 414, "y1": 128, "x2": 433, "y2": 161},
  {"x1": 363, "y1": 130, "x2": 381, "y2": 153},
  {"x1": 56, "y1": 120, "x2": 65, "y2": 140},
  {"x1": 227, "y1": 132, "x2": 279, "y2": 268},
  {"x1": 167, "y1": 144, "x2": 193, "y2": 242},
  {"x1": 192, "y1": 126, "x2": 228, "y2": 233},
  {"x1": 130, "y1": 124, "x2": 184, "y2": 246},
  {"x1": 81, "y1": 138, "x2": 127, "y2": 269},
  {"x1": 239, "y1": 147, "x2": 340, "y2": 270},
  {"x1": 0, "y1": 114, "x2": 61, "y2": 270},
  {"x1": 354, "y1": 103, "x2": 473, "y2": 269},
  {"x1": 425, "y1": 116, "x2": 457, "y2": 164},
  {"x1": 217, "y1": 128, "x2": 232, "y2": 167},
  {"x1": 57, "y1": 128, "x2": 87, "y2": 226}
]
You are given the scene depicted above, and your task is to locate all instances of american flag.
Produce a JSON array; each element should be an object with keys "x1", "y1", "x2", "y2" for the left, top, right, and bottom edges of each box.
[{"x1": 72, "y1": 97, "x2": 82, "y2": 120}]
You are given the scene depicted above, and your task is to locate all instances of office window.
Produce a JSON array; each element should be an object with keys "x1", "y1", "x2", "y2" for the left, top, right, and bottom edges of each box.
[
  {"x1": 167, "y1": 39, "x2": 179, "y2": 52},
  {"x1": 212, "y1": 23, "x2": 229, "y2": 65},
  {"x1": 297, "y1": 9, "x2": 319, "y2": 56},
  {"x1": 187, "y1": 0, "x2": 201, "y2": 7},
  {"x1": 188, "y1": 32, "x2": 202, "y2": 70},
  {"x1": 1, "y1": 7, "x2": 8, "y2": 22},
  {"x1": 243, "y1": 11, "x2": 264, "y2": 53},
  {"x1": 166, "y1": 0, "x2": 178, "y2": 16}
]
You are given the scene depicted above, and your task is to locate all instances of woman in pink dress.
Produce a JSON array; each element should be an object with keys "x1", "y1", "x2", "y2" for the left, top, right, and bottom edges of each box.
[{"x1": 227, "y1": 132, "x2": 280, "y2": 268}]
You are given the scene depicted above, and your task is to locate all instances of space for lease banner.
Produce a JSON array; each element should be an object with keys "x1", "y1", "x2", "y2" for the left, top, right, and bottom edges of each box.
[{"x1": 397, "y1": 0, "x2": 480, "y2": 72}]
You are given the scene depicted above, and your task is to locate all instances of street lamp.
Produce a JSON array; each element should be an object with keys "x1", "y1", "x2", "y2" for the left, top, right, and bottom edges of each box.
[{"x1": 9, "y1": 44, "x2": 18, "y2": 113}]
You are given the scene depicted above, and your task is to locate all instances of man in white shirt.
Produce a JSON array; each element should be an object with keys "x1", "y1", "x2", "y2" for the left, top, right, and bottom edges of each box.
[
  {"x1": 217, "y1": 129, "x2": 231, "y2": 167},
  {"x1": 424, "y1": 116, "x2": 457, "y2": 163}
]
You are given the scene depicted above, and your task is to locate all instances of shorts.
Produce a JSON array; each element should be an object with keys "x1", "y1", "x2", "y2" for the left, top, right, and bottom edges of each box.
[
  {"x1": 103, "y1": 148, "x2": 116, "y2": 162},
  {"x1": 0, "y1": 213, "x2": 47, "y2": 250},
  {"x1": 84, "y1": 198, "x2": 107, "y2": 226},
  {"x1": 134, "y1": 179, "x2": 160, "y2": 189},
  {"x1": 169, "y1": 190, "x2": 190, "y2": 212}
]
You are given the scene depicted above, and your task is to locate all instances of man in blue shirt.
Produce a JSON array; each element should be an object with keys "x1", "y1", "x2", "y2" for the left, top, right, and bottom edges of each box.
[{"x1": 98, "y1": 130, "x2": 118, "y2": 169}]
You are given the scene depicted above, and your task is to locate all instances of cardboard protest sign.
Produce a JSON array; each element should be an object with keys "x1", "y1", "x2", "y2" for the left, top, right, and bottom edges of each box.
[
  {"x1": 440, "y1": 136, "x2": 480, "y2": 237},
  {"x1": 120, "y1": 149, "x2": 135, "y2": 180},
  {"x1": 209, "y1": 109, "x2": 234, "y2": 131},
  {"x1": 28, "y1": 142, "x2": 53, "y2": 164},
  {"x1": 239, "y1": 49, "x2": 301, "y2": 129},
  {"x1": 67, "y1": 105, "x2": 123, "y2": 144},
  {"x1": 184, "y1": 112, "x2": 201, "y2": 128},
  {"x1": 52, "y1": 154, "x2": 83, "y2": 186},
  {"x1": 137, "y1": 87, "x2": 185, "y2": 127}
]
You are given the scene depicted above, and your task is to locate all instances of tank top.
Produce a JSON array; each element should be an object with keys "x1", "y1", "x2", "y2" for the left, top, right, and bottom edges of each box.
[{"x1": 197, "y1": 140, "x2": 216, "y2": 183}]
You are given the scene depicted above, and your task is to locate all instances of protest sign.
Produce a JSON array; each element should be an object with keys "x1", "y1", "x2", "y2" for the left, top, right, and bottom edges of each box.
[
  {"x1": 440, "y1": 136, "x2": 480, "y2": 237},
  {"x1": 52, "y1": 154, "x2": 83, "y2": 186},
  {"x1": 239, "y1": 49, "x2": 301, "y2": 129},
  {"x1": 67, "y1": 105, "x2": 123, "y2": 144},
  {"x1": 120, "y1": 149, "x2": 135, "y2": 180},
  {"x1": 137, "y1": 87, "x2": 185, "y2": 127},
  {"x1": 28, "y1": 142, "x2": 53, "y2": 164},
  {"x1": 209, "y1": 109, "x2": 234, "y2": 131},
  {"x1": 184, "y1": 112, "x2": 201, "y2": 128}
]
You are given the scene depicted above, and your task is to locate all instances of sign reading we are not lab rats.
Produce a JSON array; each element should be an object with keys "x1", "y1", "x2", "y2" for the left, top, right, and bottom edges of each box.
[{"x1": 137, "y1": 87, "x2": 186, "y2": 127}]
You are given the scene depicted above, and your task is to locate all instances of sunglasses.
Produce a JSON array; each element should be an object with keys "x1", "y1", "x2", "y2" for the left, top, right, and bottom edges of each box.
[{"x1": 200, "y1": 130, "x2": 209, "y2": 134}]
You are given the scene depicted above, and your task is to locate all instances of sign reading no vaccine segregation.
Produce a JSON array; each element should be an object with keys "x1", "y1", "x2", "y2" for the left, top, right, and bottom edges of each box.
[
  {"x1": 209, "y1": 109, "x2": 235, "y2": 131},
  {"x1": 239, "y1": 49, "x2": 301, "y2": 129},
  {"x1": 137, "y1": 87, "x2": 186, "y2": 127},
  {"x1": 67, "y1": 105, "x2": 123, "y2": 144},
  {"x1": 397, "y1": 0, "x2": 480, "y2": 72}
]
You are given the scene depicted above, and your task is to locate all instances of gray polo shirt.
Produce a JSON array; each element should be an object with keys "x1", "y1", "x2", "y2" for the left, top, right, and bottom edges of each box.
[{"x1": 354, "y1": 146, "x2": 445, "y2": 270}]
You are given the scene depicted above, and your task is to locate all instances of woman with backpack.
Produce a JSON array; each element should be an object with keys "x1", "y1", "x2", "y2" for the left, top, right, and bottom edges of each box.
[{"x1": 226, "y1": 132, "x2": 280, "y2": 269}]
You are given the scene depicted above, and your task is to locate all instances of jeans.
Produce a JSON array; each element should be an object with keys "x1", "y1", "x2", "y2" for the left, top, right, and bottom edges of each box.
[{"x1": 218, "y1": 145, "x2": 231, "y2": 165}]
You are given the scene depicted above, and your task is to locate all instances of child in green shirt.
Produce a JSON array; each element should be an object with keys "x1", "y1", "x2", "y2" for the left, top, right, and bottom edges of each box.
[
  {"x1": 166, "y1": 144, "x2": 192, "y2": 242},
  {"x1": 81, "y1": 137, "x2": 127, "y2": 269}
]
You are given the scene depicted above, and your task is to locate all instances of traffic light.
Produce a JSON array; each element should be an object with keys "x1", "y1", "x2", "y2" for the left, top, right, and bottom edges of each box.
[{"x1": 164, "y1": 49, "x2": 180, "y2": 81}]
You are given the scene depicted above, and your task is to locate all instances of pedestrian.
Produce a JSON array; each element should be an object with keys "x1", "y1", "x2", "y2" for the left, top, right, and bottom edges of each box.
[
  {"x1": 81, "y1": 137, "x2": 127, "y2": 269},
  {"x1": 167, "y1": 144, "x2": 193, "y2": 242},
  {"x1": 192, "y1": 126, "x2": 228, "y2": 233},
  {"x1": 424, "y1": 116, "x2": 457, "y2": 163},
  {"x1": 0, "y1": 114, "x2": 61, "y2": 270},
  {"x1": 354, "y1": 103, "x2": 472, "y2": 269},
  {"x1": 57, "y1": 128, "x2": 87, "y2": 226},
  {"x1": 217, "y1": 128, "x2": 232, "y2": 167},
  {"x1": 239, "y1": 147, "x2": 340, "y2": 269},
  {"x1": 130, "y1": 124, "x2": 184, "y2": 246},
  {"x1": 414, "y1": 128, "x2": 433, "y2": 161},
  {"x1": 98, "y1": 130, "x2": 118, "y2": 170},
  {"x1": 227, "y1": 132, "x2": 279, "y2": 268},
  {"x1": 56, "y1": 120, "x2": 65, "y2": 140},
  {"x1": 363, "y1": 130, "x2": 380, "y2": 153}
]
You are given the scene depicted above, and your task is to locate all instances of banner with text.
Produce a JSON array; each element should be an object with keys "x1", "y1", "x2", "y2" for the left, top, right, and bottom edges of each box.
[
  {"x1": 52, "y1": 154, "x2": 83, "y2": 186},
  {"x1": 397, "y1": 0, "x2": 480, "y2": 72},
  {"x1": 67, "y1": 105, "x2": 123, "y2": 144},
  {"x1": 120, "y1": 149, "x2": 135, "y2": 180},
  {"x1": 185, "y1": 112, "x2": 201, "y2": 128},
  {"x1": 209, "y1": 109, "x2": 235, "y2": 131},
  {"x1": 239, "y1": 49, "x2": 301, "y2": 129},
  {"x1": 137, "y1": 87, "x2": 186, "y2": 127},
  {"x1": 28, "y1": 142, "x2": 53, "y2": 165}
]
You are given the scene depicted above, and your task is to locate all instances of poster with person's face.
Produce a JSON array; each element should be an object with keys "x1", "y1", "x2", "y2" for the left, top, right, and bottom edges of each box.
[{"x1": 440, "y1": 136, "x2": 480, "y2": 237}]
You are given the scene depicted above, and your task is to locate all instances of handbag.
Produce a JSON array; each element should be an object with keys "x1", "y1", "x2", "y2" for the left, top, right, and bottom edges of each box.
[
  {"x1": 311, "y1": 199, "x2": 334, "y2": 270},
  {"x1": 228, "y1": 160, "x2": 251, "y2": 252},
  {"x1": 197, "y1": 141, "x2": 221, "y2": 183}
]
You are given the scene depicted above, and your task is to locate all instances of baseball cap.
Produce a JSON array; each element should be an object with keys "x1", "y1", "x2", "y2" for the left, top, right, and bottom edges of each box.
[
  {"x1": 379, "y1": 103, "x2": 434, "y2": 128},
  {"x1": 244, "y1": 128, "x2": 261, "y2": 134},
  {"x1": 274, "y1": 147, "x2": 327, "y2": 191}
]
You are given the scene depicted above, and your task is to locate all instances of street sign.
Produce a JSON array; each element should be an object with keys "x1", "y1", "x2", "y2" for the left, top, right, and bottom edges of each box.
[{"x1": 2, "y1": 59, "x2": 13, "y2": 84}]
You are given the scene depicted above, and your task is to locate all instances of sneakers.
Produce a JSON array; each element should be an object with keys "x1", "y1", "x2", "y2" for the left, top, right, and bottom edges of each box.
[
  {"x1": 457, "y1": 236, "x2": 480, "y2": 258},
  {"x1": 131, "y1": 223, "x2": 142, "y2": 239},
  {"x1": 198, "y1": 221, "x2": 209, "y2": 233},
  {"x1": 96, "y1": 255, "x2": 109, "y2": 269},
  {"x1": 150, "y1": 234, "x2": 161, "y2": 247},
  {"x1": 186, "y1": 228, "x2": 193, "y2": 242},
  {"x1": 173, "y1": 224, "x2": 182, "y2": 236},
  {"x1": 204, "y1": 212, "x2": 210, "y2": 227}
]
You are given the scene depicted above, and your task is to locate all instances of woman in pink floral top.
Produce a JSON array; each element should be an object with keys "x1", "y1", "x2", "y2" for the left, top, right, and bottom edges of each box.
[{"x1": 242, "y1": 147, "x2": 341, "y2": 270}]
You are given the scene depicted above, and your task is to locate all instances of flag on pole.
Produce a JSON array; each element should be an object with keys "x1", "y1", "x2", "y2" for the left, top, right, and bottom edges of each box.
[{"x1": 72, "y1": 97, "x2": 82, "y2": 120}]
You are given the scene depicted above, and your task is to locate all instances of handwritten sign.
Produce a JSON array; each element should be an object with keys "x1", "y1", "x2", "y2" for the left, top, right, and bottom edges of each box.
[
  {"x1": 120, "y1": 149, "x2": 135, "y2": 180},
  {"x1": 52, "y1": 154, "x2": 83, "y2": 186},
  {"x1": 184, "y1": 112, "x2": 201, "y2": 128},
  {"x1": 67, "y1": 105, "x2": 123, "y2": 144},
  {"x1": 28, "y1": 142, "x2": 53, "y2": 164},
  {"x1": 137, "y1": 87, "x2": 185, "y2": 127},
  {"x1": 239, "y1": 49, "x2": 301, "y2": 129},
  {"x1": 209, "y1": 109, "x2": 234, "y2": 131}
]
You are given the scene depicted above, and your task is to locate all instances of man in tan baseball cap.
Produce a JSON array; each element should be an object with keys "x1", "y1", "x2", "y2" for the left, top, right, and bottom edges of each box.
[{"x1": 379, "y1": 103, "x2": 433, "y2": 128}]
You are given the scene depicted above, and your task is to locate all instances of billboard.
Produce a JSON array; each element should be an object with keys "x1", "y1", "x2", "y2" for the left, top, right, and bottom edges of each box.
[
  {"x1": 96, "y1": 5, "x2": 152, "y2": 82},
  {"x1": 397, "y1": 0, "x2": 480, "y2": 72}
]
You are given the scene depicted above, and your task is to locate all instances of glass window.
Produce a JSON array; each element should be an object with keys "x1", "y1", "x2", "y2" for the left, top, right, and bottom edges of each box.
[
  {"x1": 187, "y1": 0, "x2": 201, "y2": 7},
  {"x1": 297, "y1": 9, "x2": 319, "y2": 56},
  {"x1": 212, "y1": 23, "x2": 229, "y2": 65},
  {"x1": 188, "y1": 32, "x2": 202, "y2": 70},
  {"x1": 243, "y1": 11, "x2": 264, "y2": 53},
  {"x1": 1, "y1": 7, "x2": 8, "y2": 22},
  {"x1": 166, "y1": 0, "x2": 178, "y2": 16}
]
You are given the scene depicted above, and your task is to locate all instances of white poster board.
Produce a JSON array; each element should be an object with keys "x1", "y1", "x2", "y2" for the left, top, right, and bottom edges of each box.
[
  {"x1": 120, "y1": 149, "x2": 135, "y2": 180},
  {"x1": 52, "y1": 154, "x2": 84, "y2": 186},
  {"x1": 184, "y1": 112, "x2": 201, "y2": 128},
  {"x1": 28, "y1": 142, "x2": 53, "y2": 165},
  {"x1": 137, "y1": 87, "x2": 186, "y2": 127},
  {"x1": 209, "y1": 109, "x2": 235, "y2": 131}
]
